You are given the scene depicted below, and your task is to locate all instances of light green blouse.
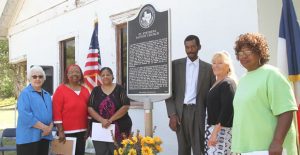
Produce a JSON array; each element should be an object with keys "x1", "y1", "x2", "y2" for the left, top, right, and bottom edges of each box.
[{"x1": 231, "y1": 64, "x2": 298, "y2": 155}]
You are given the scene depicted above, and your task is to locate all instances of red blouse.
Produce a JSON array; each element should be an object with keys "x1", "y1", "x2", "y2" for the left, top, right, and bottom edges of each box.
[{"x1": 53, "y1": 84, "x2": 90, "y2": 133}]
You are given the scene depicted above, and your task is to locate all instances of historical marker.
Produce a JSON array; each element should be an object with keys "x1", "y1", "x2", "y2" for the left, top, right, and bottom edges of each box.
[{"x1": 127, "y1": 4, "x2": 171, "y2": 102}]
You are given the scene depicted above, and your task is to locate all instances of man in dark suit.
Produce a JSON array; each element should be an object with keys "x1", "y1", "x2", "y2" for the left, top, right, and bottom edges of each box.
[{"x1": 166, "y1": 35, "x2": 215, "y2": 155}]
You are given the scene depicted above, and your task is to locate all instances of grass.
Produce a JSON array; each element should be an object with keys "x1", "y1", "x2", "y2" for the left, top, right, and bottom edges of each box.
[{"x1": 0, "y1": 98, "x2": 16, "y2": 107}]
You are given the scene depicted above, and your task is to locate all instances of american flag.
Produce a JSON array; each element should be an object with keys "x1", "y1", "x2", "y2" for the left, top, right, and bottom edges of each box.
[{"x1": 84, "y1": 21, "x2": 102, "y2": 91}]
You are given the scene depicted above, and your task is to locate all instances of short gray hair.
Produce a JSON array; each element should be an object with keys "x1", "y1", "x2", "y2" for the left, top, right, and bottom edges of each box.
[{"x1": 27, "y1": 65, "x2": 46, "y2": 81}]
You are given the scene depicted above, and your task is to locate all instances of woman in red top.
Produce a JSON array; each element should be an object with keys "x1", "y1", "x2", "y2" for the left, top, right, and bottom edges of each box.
[{"x1": 53, "y1": 64, "x2": 90, "y2": 155}]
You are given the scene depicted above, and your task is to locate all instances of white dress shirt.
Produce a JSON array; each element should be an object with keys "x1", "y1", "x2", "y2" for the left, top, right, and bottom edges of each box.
[{"x1": 184, "y1": 57, "x2": 199, "y2": 104}]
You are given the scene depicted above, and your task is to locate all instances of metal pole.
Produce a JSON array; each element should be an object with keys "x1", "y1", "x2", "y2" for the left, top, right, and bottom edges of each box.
[
  {"x1": 292, "y1": 82, "x2": 300, "y2": 155},
  {"x1": 15, "y1": 103, "x2": 17, "y2": 127},
  {"x1": 144, "y1": 98, "x2": 153, "y2": 137}
]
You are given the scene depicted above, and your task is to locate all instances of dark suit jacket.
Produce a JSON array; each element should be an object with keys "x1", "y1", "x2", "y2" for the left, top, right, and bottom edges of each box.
[{"x1": 165, "y1": 57, "x2": 215, "y2": 131}]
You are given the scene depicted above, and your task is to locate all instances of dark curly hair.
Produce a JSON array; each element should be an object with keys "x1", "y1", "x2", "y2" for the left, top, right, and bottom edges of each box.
[{"x1": 234, "y1": 33, "x2": 270, "y2": 65}]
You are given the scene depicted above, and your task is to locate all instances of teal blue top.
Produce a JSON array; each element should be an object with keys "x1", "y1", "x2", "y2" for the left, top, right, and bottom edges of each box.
[{"x1": 16, "y1": 84, "x2": 53, "y2": 144}]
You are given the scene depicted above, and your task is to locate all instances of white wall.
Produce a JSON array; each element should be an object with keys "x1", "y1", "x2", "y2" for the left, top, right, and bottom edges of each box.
[
  {"x1": 258, "y1": 0, "x2": 300, "y2": 67},
  {"x1": 0, "y1": 0, "x2": 7, "y2": 14},
  {"x1": 16, "y1": 0, "x2": 66, "y2": 22},
  {"x1": 8, "y1": 0, "x2": 259, "y2": 154}
]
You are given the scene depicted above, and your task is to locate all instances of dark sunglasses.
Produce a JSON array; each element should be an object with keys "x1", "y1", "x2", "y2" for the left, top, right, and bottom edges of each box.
[{"x1": 32, "y1": 75, "x2": 43, "y2": 79}]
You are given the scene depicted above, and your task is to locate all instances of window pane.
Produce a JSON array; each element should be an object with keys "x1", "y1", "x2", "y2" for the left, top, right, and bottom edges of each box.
[
  {"x1": 121, "y1": 26, "x2": 127, "y2": 89},
  {"x1": 60, "y1": 38, "x2": 75, "y2": 83},
  {"x1": 116, "y1": 24, "x2": 128, "y2": 88},
  {"x1": 64, "y1": 39, "x2": 75, "y2": 69}
]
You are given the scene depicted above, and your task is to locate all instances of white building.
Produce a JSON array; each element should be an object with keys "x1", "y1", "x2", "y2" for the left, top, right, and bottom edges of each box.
[{"x1": 0, "y1": 0, "x2": 299, "y2": 154}]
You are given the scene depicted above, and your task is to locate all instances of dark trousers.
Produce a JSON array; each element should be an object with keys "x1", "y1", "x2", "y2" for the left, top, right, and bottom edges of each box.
[
  {"x1": 65, "y1": 131, "x2": 86, "y2": 155},
  {"x1": 17, "y1": 139, "x2": 49, "y2": 155},
  {"x1": 92, "y1": 141, "x2": 114, "y2": 155},
  {"x1": 176, "y1": 105, "x2": 203, "y2": 155}
]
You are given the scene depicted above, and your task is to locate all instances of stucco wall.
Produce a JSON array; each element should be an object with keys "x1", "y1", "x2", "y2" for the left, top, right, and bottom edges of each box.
[{"x1": 258, "y1": 0, "x2": 300, "y2": 67}]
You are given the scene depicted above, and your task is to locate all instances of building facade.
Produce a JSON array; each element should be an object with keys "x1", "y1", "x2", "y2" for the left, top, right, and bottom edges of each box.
[{"x1": 1, "y1": 0, "x2": 299, "y2": 154}]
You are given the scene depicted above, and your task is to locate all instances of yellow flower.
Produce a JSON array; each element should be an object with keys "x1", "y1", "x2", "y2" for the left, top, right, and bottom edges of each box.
[
  {"x1": 121, "y1": 139, "x2": 129, "y2": 146},
  {"x1": 118, "y1": 148, "x2": 124, "y2": 155},
  {"x1": 129, "y1": 139, "x2": 135, "y2": 145},
  {"x1": 155, "y1": 145, "x2": 162, "y2": 152},
  {"x1": 132, "y1": 136, "x2": 138, "y2": 143},
  {"x1": 153, "y1": 136, "x2": 162, "y2": 144},
  {"x1": 142, "y1": 146, "x2": 153, "y2": 155},
  {"x1": 138, "y1": 135, "x2": 143, "y2": 140},
  {"x1": 112, "y1": 129, "x2": 162, "y2": 155},
  {"x1": 128, "y1": 148, "x2": 137, "y2": 155},
  {"x1": 143, "y1": 136, "x2": 155, "y2": 145},
  {"x1": 141, "y1": 138, "x2": 145, "y2": 146}
]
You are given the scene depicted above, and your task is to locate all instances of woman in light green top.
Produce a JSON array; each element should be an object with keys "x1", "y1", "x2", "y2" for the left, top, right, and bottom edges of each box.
[{"x1": 231, "y1": 33, "x2": 298, "y2": 155}]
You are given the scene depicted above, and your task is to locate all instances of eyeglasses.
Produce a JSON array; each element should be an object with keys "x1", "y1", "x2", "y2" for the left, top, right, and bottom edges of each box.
[
  {"x1": 237, "y1": 50, "x2": 253, "y2": 58},
  {"x1": 32, "y1": 75, "x2": 43, "y2": 79},
  {"x1": 67, "y1": 71, "x2": 81, "y2": 75}
]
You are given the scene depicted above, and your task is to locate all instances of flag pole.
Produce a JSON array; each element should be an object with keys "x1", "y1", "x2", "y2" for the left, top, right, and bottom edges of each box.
[
  {"x1": 84, "y1": 19, "x2": 101, "y2": 91},
  {"x1": 293, "y1": 81, "x2": 300, "y2": 155},
  {"x1": 277, "y1": 0, "x2": 300, "y2": 152}
]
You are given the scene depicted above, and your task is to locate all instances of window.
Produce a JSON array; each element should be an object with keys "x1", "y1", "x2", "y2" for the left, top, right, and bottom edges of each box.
[
  {"x1": 59, "y1": 38, "x2": 75, "y2": 83},
  {"x1": 116, "y1": 24, "x2": 127, "y2": 88},
  {"x1": 111, "y1": 8, "x2": 142, "y2": 108},
  {"x1": 111, "y1": 7, "x2": 140, "y2": 88}
]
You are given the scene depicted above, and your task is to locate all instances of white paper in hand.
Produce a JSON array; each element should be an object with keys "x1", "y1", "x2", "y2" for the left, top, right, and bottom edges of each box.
[
  {"x1": 91, "y1": 122, "x2": 115, "y2": 142},
  {"x1": 242, "y1": 149, "x2": 287, "y2": 155}
]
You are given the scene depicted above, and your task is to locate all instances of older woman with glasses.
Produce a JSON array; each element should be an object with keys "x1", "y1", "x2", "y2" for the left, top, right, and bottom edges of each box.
[
  {"x1": 231, "y1": 33, "x2": 298, "y2": 155},
  {"x1": 16, "y1": 65, "x2": 53, "y2": 155},
  {"x1": 52, "y1": 64, "x2": 90, "y2": 155}
]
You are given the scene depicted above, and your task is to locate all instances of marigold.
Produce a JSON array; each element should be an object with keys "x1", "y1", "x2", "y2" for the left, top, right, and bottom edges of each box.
[
  {"x1": 129, "y1": 140, "x2": 135, "y2": 145},
  {"x1": 153, "y1": 137, "x2": 162, "y2": 144},
  {"x1": 142, "y1": 146, "x2": 153, "y2": 155},
  {"x1": 128, "y1": 148, "x2": 137, "y2": 155},
  {"x1": 155, "y1": 145, "x2": 162, "y2": 152},
  {"x1": 121, "y1": 139, "x2": 129, "y2": 146},
  {"x1": 118, "y1": 148, "x2": 124, "y2": 155},
  {"x1": 143, "y1": 136, "x2": 155, "y2": 145},
  {"x1": 114, "y1": 150, "x2": 118, "y2": 155},
  {"x1": 132, "y1": 136, "x2": 138, "y2": 143},
  {"x1": 113, "y1": 129, "x2": 163, "y2": 155}
]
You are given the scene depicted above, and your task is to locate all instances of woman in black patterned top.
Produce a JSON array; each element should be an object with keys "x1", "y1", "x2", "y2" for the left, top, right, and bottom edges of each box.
[
  {"x1": 204, "y1": 51, "x2": 237, "y2": 155},
  {"x1": 88, "y1": 67, "x2": 132, "y2": 155}
]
